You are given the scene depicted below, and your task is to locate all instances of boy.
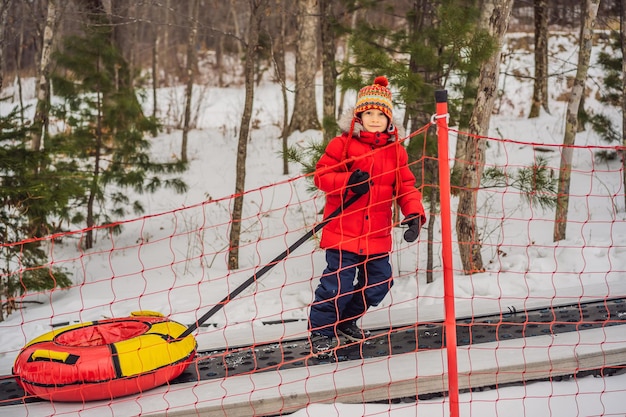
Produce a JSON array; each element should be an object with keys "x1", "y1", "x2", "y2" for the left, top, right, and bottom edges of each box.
[{"x1": 309, "y1": 76, "x2": 426, "y2": 356}]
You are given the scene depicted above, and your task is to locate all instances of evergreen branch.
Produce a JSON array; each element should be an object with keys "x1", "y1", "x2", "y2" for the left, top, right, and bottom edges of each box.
[{"x1": 481, "y1": 156, "x2": 557, "y2": 211}]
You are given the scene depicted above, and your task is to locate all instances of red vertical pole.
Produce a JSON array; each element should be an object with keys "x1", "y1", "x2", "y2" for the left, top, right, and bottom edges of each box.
[{"x1": 434, "y1": 90, "x2": 460, "y2": 417}]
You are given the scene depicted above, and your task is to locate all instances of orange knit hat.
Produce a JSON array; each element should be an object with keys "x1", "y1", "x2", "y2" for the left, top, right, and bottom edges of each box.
[{"x1": 354, "y1": 76, "x2": 393, "y2": 120}]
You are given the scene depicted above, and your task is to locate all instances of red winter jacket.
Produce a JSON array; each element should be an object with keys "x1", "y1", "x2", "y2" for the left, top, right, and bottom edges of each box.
[{"x1": 314, "y1": 127, "x2": 426, "y2": 255}]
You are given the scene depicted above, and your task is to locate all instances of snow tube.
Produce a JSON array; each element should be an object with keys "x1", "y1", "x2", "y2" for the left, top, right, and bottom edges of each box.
[{"x1": 12, "y1": 311, "x2": 197, "y2": 402}]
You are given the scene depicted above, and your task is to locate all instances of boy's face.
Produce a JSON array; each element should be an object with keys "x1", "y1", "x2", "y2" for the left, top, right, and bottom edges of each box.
[{"x1": 361, "y1": 109, "x2": 389, "y2": 133}]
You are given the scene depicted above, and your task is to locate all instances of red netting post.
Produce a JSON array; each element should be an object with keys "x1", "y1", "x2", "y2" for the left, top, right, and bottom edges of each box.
[{"x1": 434, "y1": 89, "x2": 459, "y2": 417}]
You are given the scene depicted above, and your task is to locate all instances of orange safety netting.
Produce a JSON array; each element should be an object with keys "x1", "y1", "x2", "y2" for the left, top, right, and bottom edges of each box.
[{"x1": 1, "y1": 115, "x2": 625, "y2": 416}]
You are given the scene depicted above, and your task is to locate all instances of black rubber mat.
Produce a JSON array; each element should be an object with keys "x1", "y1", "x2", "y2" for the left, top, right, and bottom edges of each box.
[
  {"x1": 177, "y1": 298, "x2": 626, "y2": 382},
  {"x1": 2, "y1": 298, "x2": 625, "y2": 406}
]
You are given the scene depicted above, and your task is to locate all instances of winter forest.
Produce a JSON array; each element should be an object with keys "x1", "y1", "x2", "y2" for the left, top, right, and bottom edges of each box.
[
  {"x1": 1, "y1": 0, "x2": 623, "y2": 317},
  {"x1": 1, "y1": 0, "x2": 626, "y2": 415}
]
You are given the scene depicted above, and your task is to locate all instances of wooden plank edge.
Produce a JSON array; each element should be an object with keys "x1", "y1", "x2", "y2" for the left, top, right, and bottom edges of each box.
[{"x1": 155, "y1": 341, "x2": 626, "y2": 416}]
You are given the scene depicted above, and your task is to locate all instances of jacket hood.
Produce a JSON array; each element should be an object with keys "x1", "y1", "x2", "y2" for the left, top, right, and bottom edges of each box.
[{"x1": 338, "y1": 107, "x2": 405, "y2": 139}]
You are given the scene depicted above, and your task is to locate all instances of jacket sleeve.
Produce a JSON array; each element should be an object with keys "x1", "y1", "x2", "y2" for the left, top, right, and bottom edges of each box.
[
  {"x1": 395, "y1": 144, "x2": 427, "y2": 225},
  {"x1": 314, "y1": 137, "x2": 351, "y2": 196}
]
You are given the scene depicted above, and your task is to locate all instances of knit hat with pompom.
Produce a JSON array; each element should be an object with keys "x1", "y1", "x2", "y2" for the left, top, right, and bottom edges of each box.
[{"x1": 354, "y1": 76, "x2": 393, "y2": 121}]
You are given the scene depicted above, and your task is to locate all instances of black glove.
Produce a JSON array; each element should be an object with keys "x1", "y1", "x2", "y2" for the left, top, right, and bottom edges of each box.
[
  {"x1": 347, "y1": 169, "x2": 370, "y2": 195},
  {"x1": 402, "y1": 213, "x2": 422, "y2": 242}
]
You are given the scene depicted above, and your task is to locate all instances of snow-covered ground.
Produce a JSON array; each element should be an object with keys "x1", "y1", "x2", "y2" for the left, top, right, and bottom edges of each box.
[{"x1": 1, "y1": 32, "x2": 625, "y2": 416}]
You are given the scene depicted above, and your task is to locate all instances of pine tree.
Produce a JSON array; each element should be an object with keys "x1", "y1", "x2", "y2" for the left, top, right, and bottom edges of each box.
[
  {"x1": 590, "y1": 31, "x2": 623, "y2": 147},
  {"x1": 589, "y1": 29, "x2": 625, "y2": 207},
  {"x1": 50, "y1": 25, "x2": 187, "y2": 249},
  {"x1": 0, "y1": 107, "x2": 72, "y2": 321},
  {"x1": 339, "y1": 0, "x2": 493, "y2": 194},
  {"x1": 340, "y1": 0, "x2": 492, "y2": 280}
]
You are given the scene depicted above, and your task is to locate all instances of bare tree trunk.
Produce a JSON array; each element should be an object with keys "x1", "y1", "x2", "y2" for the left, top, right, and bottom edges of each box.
[
  {"x1": 320, "y1": 0, "x2": 338, "y2": 144},
  {"x1": 14, "y1": 0, "x2": 26, "y2": 122},
  {"x1": 456, "y1": 0, "x2": 513, "y2": 274},
  {"x1": 229, "y1": 0, "x2": 244, "y2": 57},
  {"x1": 288, "y1": 0, "x2": 320, "y2": 133},
  {"x1": 162, "y1": 0, "x2": 171, "y2": 86},
  {"x1": 451, "y1": 0, "x2": 491, "y2": 190},
  {"x1": 451, "y1": 74, "x2": 477, "y2": 190},
  {"x1": 621, "y1": 0, "x2": 626, "y2": 209},
  {"x1": 71, "y1": 0, "x2": 106, "y2": 246},
  {"x1": 152, "y1": 25, "x2": 159, "y2": 122},
  {"x1": 338, "y1": 9, "x2": 358, "y2": 117},
  {"x1": 228, "y1": 0, "x2": 266, "y2": 270},
  {"x1": 216, "y1": 36, "x2": 225, "y2": 87},
  {"x1": 271, "y1": 0, "x2": 290, "y2": 175},
  {"x1": 0, "y1": 0, "x2": 12, "y2": 92},
  {"x1": 127, "y1": 2, "x2": 138, "y2": 86},
  {"x1": 529, "y1": 0, "x2": 550, "y2": 118},
  {"x1": 406, "y1": 0, "x2": 436, "y2": 135},
  {"x1": 31, "y1": 0, "x2": 59, "y2": 152},
  {"x1": 86, "y1": 88, "x2": 104, "y2": 250},
  {"x1": 181, "y1": 0, "x2": 200, "y2": 163},
  {"x1": 553, "y1": 0, "x2": 599, "y2": 242},
  {"x1": 405, "y1": 0, "x2": 438, "y2": 283},
  {"x1": 216, "y1": 2, "x2": 225, "y2": 87}
]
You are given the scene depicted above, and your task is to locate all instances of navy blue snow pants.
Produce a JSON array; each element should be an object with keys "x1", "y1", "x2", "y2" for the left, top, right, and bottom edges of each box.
[{"x1": 308, "y1": 249, "x2": 393, "y2": 337}]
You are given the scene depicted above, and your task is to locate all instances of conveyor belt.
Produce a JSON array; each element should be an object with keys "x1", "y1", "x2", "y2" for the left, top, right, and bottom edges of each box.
[{"x1": 2, "y1": 298, "x2": 625, "y2": 406}]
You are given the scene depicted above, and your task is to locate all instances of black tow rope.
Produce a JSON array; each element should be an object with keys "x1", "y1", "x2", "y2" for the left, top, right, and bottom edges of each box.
[{"x1": 178, "y1": 192, "x2": 363, "y2": 339}]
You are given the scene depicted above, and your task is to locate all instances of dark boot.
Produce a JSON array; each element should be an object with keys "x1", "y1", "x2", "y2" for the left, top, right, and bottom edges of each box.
[
  {"x1": 309, "y1": 332, "x2": 338, "y2": 357},
  {"x1": 337, "y1": 321, "x2": 371, "y2": 342}
]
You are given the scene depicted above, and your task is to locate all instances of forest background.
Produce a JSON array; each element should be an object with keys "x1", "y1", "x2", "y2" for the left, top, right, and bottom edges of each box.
[{"x1": 0, "y1": 0, "x2": 624, "y2": 319}]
